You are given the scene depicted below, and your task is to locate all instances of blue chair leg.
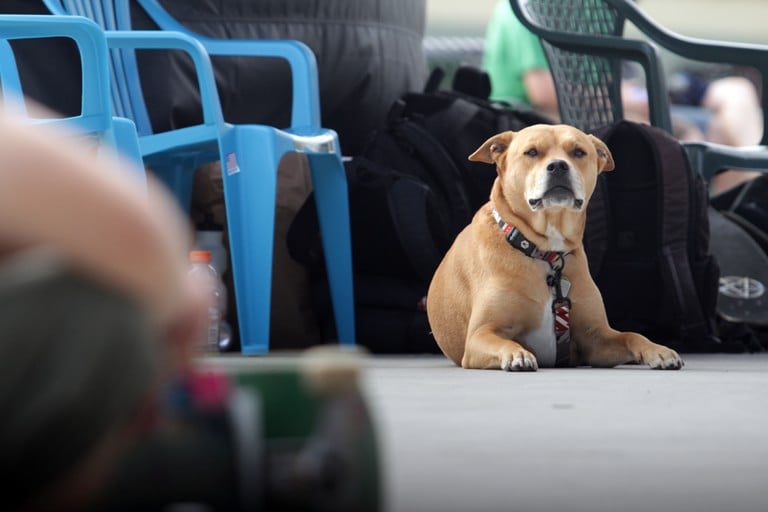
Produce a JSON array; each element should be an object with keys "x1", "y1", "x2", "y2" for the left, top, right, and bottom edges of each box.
[
  {"x1": 151, "y1": 157, "x2": 198, "y2": 213},
  {"x1": 107, "y1": 117, "x2": 147, "y2": 192},
  {"x1": 306, "y1": 152, "x2": 356, "y2": 346},
  {"x1": 220, "y1": 126, "x2": 290, "y2": 354}
]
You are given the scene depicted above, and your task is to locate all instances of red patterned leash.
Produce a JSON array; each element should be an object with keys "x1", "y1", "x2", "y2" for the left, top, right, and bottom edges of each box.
[{"x1": 492, "y1": 207, "x2": 572, "y2": 366}]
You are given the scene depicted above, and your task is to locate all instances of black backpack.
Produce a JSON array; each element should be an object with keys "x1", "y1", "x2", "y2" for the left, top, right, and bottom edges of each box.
[
  {"x1": 288, "y1": 67, "x2": 552, "y2": 352},
  {"x1": 364, "y1": 67, "x2": 553, "y2": 219},
  {"x1": 586, "y1": 121, "x2": 723, "y2": 352}
]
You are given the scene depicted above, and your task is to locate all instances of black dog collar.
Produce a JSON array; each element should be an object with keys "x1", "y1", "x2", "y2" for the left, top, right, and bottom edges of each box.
[{"x1": 491, "y1": 207, "x2": 565, "y2": 269}]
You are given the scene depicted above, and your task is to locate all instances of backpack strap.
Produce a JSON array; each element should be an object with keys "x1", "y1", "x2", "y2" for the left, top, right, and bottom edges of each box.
[
  {"x1": 423, "y1": 67, "x2": 445, "y2": 94},
  {"x1": 586, "y1": 124, "x2": 616, "y2": 279},
  {"x1": 452, "y1": 65, "x2": 492, "y2": 99},
  {"x1": 387, "y1": 177, "x2": 447, "y2": 283},
  {"x1": 421, "y1": 93, "x2": 531, "y2": 142},
  {"x1": 394, "y1": 120, "x2": 474, "y2": 234},
  {"x1": 640, "y1": 123, "x2": 712, "y2": 340},
  {"x1": 583, "y1": 172, "x2": 610, "y2": 278},
  {"x1": 397, "y1": 90, "x2": 483, "y2": 149},
  {"x1": 422, "y1": 96, "x2": 481, "y2": 146}
]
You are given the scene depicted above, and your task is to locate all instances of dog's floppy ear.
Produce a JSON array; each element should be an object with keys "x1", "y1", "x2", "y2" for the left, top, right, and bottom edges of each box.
[
  {"x1": 469, "y1": 131, "x2": 516, "y2": 164},
  {"x1": 589, "y1": 135, "x2": 615, "y2": 173}
]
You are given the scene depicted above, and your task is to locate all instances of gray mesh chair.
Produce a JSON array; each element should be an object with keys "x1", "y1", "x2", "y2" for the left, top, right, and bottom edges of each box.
[{"x1": 509, "y1": 0, "x2": 768, "y2": 184}]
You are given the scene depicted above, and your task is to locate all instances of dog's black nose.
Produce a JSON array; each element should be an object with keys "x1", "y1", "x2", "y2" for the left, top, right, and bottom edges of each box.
[{"x1": 546, "y1": 159, "x2": 569, "y2": 175}]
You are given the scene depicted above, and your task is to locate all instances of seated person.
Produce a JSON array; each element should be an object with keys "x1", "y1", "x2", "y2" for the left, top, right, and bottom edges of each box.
[{"x1": 0, "y1": 107, "x2": 207, "y2": 511}]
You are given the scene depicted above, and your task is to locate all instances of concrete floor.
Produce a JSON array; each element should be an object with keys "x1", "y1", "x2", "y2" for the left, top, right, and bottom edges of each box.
[{"x1": 360, "y1": 353, "x2": 768, "y2": 512}]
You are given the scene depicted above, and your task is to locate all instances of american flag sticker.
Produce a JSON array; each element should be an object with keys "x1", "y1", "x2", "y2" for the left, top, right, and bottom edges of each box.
[{"x1": 225, "y1": 152, "x2": 240, "y2": 175}]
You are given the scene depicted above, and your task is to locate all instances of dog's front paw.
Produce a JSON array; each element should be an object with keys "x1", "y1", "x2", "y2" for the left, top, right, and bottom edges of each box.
[
  {"x1": 643, "y1": 345, "x2": 684, "y2": 370},
  {"x1": 500, "y1": 348, "x2": 539, "y2": 372}
]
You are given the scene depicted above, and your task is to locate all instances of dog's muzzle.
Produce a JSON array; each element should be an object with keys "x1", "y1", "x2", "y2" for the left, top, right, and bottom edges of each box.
[{"x1": 528, "y1": 159, "x2": 584, "y2": 211}]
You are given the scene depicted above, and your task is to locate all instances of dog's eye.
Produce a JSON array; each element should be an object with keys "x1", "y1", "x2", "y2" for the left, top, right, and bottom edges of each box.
[
  {"x1": 524, "y1": 148, "x2": 538, "y2": 157},
  {"x1": 572, "y1": 148, "x2": 586, "y2": 158}
]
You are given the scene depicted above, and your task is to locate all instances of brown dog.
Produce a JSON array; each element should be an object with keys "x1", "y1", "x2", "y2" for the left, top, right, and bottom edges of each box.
[{"x1": 427, "y1": 124, "x2": 683, "y2": 370}]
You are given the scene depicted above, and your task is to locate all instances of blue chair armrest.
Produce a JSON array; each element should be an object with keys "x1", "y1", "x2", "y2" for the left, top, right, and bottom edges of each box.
[
  {"x1": 196, "y1": 39, "x2": 322, "y2": 132},
  {"x1": 103, "y1": 30, "x2": 226, "y2": 131},
  {"x1": 0, "y1": 14, "x2": 112, "y2": 134},
  {"x1": 127, "y1": 0, "x2": 322, "y2": 131}
]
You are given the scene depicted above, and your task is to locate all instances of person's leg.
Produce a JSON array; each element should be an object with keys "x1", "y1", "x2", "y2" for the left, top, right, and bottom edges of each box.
[
  {"x1": 0, "y1": 251, "x2": 162, "y2": 511},
  {"x1": 702, "y1": 76, "x2": 764, "y2": 193}
]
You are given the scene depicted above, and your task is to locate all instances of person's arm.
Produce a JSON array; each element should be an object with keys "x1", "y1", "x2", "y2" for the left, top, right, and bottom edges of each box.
[
  {"x1": 0, "y1": 112, "x2": 203, "y2": 360},
  {"x1": 484, "y1": 2, "x2": 559, "y2": 116},
  {"x1": 522, "y1": 69, "x2": 559, "y2": 114},
  {"x1": 620, "y1": 81, "x2": 650, "y2": 122}
]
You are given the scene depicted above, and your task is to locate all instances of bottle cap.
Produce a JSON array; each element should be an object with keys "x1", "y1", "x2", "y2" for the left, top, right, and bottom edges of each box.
[{"x1": 189, "y1": 250, "x2": 213, "y2": 264}]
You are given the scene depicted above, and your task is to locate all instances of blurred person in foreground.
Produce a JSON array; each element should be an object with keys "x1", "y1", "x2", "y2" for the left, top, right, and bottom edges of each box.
[
  {"x1": 483, "y1": 0, "x2": 764, "y2": 194},
  {"x1": 0, "y1": 107, "x2": 208, "y2": 511}
]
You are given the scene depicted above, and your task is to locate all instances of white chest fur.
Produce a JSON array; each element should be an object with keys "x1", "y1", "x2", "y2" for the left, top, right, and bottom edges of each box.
[
  {"x1": 522, "y1": 299, "x2": 556, "y2": 367},
  {"x1": 545, "y1": 223, "x2": 567, "y2": 252}
]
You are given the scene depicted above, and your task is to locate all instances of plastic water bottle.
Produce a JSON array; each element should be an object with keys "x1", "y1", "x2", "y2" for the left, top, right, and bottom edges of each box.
[
  {"x1": 195, "y1": 230, "x2": 232, "y2": 351},
  {"x1": 196, "y1": 229, "x2": 228, "y2": 279},
  {"x1": 189, "y1": 250, "x2": 220, "y2": 353}
]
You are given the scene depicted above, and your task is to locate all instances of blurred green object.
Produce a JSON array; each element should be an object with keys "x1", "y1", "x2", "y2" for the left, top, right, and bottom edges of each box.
[
  {"x1": 96, "y1": 347, "x2": 381, "y2": 512},
  {"x1": 232, "y1": 348, "x2": 381, "y2": 511},
  {"x1": 0, "y1": 247, "x2": 379, "y2": 511}
]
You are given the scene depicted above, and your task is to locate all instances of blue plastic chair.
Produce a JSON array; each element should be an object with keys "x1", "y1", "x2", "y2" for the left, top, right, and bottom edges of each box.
[
  {"x1": 0, "y1": 14, "x2": 144, "y2": 186},
  {"x1": 41, "y1": 0, "x2": 356, "y2": 354}
]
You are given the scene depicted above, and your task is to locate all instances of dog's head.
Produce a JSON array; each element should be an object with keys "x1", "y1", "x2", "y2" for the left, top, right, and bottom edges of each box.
[{"x1": 469, "y1": 124, "x2": 614, "y2": 213}]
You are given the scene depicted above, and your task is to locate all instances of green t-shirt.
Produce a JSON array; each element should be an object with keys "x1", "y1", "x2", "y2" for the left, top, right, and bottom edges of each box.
[{"x1": 482, "y1": 1, "x2": 549, "y2": 106}]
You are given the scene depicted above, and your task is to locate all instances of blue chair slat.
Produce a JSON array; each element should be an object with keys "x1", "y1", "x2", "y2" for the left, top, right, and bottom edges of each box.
[{"x1": 45, "y1": 0, "x2": 151, "y2": 134}]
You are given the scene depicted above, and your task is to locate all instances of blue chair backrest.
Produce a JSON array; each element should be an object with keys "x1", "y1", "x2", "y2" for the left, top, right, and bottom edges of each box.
[
  {"x1": 0, "y1": 15, "x2": 114, "y2": 135},
  {"x1": 0, "y1": 14, "x2": 147, "y2": 192},
  {"x1": 42, "y1": 0, "x2": 154, "y2": 137}
]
